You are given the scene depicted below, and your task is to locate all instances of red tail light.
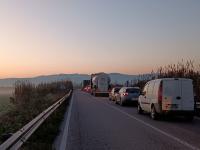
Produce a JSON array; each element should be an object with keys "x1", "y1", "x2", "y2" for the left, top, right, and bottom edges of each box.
[
  {"x1": 123, "y1": 92, "x2": 128, "y2": 96},
  {"x1": 158, "y1": 81, "x2": 163, "y2": 102}
]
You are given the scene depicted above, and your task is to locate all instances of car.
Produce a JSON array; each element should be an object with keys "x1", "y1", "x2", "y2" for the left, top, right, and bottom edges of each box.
[
  {"x1": 109, "y1": 87, "x2": 121, "y2": 101},
  {"x1": 116, "y1": 87, "x2": 140, "y2": 106},
  {"x1": 138, "y1": 78, "x2": 195, "y2": 120},
  {"x1": 83, "y1": 85, "x2": 91, "y2": 93}
]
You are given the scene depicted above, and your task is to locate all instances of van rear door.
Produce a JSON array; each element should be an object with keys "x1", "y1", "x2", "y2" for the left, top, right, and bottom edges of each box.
[
  {"x1": 162, "y1": 79, "x2": 181, "y2": 111},
  {"x1": 181, "y1": 80, "x2": 194, "y2": 111}
]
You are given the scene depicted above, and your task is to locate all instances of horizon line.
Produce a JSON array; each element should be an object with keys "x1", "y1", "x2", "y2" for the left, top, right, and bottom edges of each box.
[{"x1": 0, "y1": 72, "x2": 153, "y2": 80}]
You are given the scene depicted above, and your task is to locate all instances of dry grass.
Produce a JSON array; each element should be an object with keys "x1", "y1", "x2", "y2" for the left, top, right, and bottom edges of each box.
[
  {"x1": 0, "y1": 80, "x2": 73, "y2": 144},
  {"x1": 157, "y1": 60, "x2": 200, "y2": 101},
  {"x1": 133, "y1": 60, "x2": 200, "y2": 102}
]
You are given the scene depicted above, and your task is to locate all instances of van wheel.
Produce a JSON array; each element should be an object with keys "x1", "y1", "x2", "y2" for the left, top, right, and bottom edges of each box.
[
  {"x1": 137, "y1": 104, "x2": 143, "y2": 114},
  {"x1": 151, "y1": 106, "x2": 158, "y2": 120}
]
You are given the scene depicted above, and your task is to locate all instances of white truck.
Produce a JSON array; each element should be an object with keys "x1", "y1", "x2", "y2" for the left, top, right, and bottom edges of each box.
[{"x1": 91, "y1": 73, "x2": 111, "y2": 97}]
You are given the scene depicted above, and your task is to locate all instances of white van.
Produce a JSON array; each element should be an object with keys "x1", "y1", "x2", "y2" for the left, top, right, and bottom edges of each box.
[{"x1": 138, "y1": 78, "x2": 195, "y2": 120}]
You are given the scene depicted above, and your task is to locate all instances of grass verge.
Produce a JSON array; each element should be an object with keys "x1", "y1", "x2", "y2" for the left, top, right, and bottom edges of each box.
[
  {"x1": 21, "y1": 93, "x2": 72, "y2": 150},
  {"x1": 0, "y1": 95, "x2": 12, "y2": 116},
  {"x1": 0, "y1": 81, "x2": 73, "y2": 147}
]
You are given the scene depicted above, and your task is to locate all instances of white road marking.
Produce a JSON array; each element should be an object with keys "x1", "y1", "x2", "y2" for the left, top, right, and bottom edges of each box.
[
  {"x1": 97, "y1": 99, "x2": 200, "y2": 150},
  {"x1": 59, "y1": 93, "x2": 74, "y2": 150}
]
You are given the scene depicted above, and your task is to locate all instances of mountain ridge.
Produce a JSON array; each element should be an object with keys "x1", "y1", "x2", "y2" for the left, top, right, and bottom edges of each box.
[{"x1": 0, "y1": 73, "x2": 152, "y2": 87}]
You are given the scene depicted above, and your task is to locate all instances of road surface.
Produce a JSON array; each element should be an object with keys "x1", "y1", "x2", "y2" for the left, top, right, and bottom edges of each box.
[{"x1": 65, "y1": 90, "x2": 200, "y2": 150}]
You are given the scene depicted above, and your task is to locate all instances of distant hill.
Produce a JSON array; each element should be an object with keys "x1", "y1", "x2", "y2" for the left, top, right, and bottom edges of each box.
[{"x1": 0, "y1": 73, "x2": 153, "y2": 87}]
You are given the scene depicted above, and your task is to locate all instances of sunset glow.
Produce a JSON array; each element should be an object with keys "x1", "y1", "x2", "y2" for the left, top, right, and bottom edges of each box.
[{"x1": 0, "y1": 0, "x2": 200, "y2": 78}]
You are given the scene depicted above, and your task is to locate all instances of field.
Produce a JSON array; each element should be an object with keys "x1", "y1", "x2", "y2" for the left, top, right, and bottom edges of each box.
[{"x1": 0, "y1": 87, "x2": 14, "y2": 116}]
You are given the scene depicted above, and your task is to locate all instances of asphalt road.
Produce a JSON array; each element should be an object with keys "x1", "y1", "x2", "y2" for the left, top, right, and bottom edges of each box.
[{"x1": 66, "y1": 90, "x2": 200, "y2": 150}]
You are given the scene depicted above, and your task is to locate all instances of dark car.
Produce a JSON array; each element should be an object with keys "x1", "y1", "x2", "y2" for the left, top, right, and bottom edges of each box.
[{"x1": 116, "y1": 87, "x2": 140, "y2": 106}]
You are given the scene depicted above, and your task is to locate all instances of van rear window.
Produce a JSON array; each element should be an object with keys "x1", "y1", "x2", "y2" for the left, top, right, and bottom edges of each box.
[{"x1": 126, "y1": 88, "x2": 140, "y2": 94}]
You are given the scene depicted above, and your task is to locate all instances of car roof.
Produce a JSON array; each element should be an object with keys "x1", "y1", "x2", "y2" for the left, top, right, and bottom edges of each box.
[{"x1": 151, "y1": 78, "x2": 192, "y2": 82}]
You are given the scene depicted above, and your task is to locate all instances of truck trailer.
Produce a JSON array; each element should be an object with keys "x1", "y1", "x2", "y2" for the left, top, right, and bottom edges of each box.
[{"x1": 91, "y1": 73, "x2": 111, "y2": 97}]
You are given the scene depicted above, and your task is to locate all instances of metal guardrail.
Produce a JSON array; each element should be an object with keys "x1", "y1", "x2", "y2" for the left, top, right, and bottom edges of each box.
[{"x1": 0, "y1": 90, "x2": 72, "y2": 150}]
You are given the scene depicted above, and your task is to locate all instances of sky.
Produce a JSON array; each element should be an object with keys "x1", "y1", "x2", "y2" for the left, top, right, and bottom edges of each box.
[{"x1": 0, "y1": 0, "x2": 200, "y2": 78}]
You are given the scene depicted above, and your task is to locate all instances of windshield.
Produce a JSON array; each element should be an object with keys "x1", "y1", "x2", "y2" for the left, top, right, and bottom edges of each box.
[{"x1": 126, "y1": 88, "x2": 140, "y2": 94}]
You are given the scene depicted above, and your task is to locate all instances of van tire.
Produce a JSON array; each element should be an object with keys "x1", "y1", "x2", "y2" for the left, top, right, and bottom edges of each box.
[
  {"x1": 151, "y1": 105, "x2": 158, "y2": 120},
  {"x1": 137, "y1": 104, "x2": 143, "y2": 114}
]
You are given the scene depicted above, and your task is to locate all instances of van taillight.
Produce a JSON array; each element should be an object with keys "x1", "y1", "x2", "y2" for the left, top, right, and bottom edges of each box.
[{"x1": 158, "y1": 81, "x2": 163, "y2": 102}]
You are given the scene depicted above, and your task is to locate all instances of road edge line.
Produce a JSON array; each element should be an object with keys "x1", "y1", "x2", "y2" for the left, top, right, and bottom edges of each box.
[{"x1": 58, "y1": 93, "x2": 74, "y2": 150}]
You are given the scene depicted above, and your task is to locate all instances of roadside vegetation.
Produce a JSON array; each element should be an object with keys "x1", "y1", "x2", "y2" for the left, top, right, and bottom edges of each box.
[
  {"x1": 134, "y1": 60, "x2": 200, "y2": 102},
  {"x1": 0, "y1": 95, "x2": 12, "y2": 116},
  {"x1": 0, "y1": 80, "x2": 73, "y2": 148},
  {"x1": 0, "y1": 87, "x2": 14, "y2": 116},
  {"x1": 22, "y1": 94, "x2": 72, "y2": 150}
]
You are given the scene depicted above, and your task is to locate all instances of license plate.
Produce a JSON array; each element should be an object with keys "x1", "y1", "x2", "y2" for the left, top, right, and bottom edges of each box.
[{"x1": 132, "y1": 98, "x2": 137, "y2": 101}]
